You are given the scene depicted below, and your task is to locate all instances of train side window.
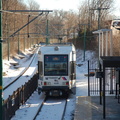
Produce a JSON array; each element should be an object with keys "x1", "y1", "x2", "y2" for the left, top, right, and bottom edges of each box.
[
  {"x1": 118, "y1": 22, "x2": 120, "y2": 26},
  {"x1": 113, "y1": 22, "x2": 120, "y2": 27},
  {"x1": 70, "y1": 61, "x2": 76, "y2": 80},
  {"x1": 38, "y1": 61, "x2": 43, "y2": 75}
]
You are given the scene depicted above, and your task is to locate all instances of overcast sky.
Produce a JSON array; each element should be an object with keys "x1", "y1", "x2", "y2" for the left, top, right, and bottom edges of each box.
[
  {"x1": 34, "y1": 0, "x2": 82, "y2": 12},
  {"x1": 24, "y1": 0, "x2": 120, "y2": 17}
]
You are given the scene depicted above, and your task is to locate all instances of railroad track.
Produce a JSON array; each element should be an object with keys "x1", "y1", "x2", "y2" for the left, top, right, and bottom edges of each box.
[
  {"x1": 33, "y1": 95, "x2": 68, "y2": 120},
  {"x1": 3, "y1": 47, "x2": 39, "y2": 100},
  {"x1": 3, "y1": 48, "x2": 38, "y2": 90},
  {"x1": 10, "y1": 90, "x2": 74, "y2": 120}
]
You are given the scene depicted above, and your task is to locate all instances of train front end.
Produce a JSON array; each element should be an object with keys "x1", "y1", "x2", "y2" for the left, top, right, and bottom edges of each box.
[{"x1": 38, "y1": 44, "x2": 76, "y2": 96}]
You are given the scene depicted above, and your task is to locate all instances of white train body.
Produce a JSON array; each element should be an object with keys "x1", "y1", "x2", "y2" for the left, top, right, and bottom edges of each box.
[
  {"x1": 111, "y1": 19, "x2": 120, "y2": 35},
  {"x1": 38, "y1": 43, "x2": 76, "y2": 96}
]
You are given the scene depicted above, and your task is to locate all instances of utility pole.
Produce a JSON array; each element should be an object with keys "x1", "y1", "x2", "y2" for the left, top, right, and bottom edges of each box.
[
  {"x1": 46, "y1": 19, "x2": 49, "y2": 44},
  {"x1": 27, "y1": 15, "x2": 30, "y2": 38},
  {"x1": 0, "y1": 0, "x2": 3, "y2": 119},
  {"x1": 18, "y1": 32, "x2": 20, "y2": 54},
  {"x1": 7, "y1": 25, "x2": 10, "y2": 61},
  {"x1": 83, "y1": 25, "x2": 86, "y2": 61},
  {"x1": 88, "y1": 0, "x2": 90, "y2": 31},
  {"x1": 90, "y1": 7, "x2": 109, "y2": 29},
  {"x1": 79, "y1": 24, "x2": 89, "y2": 61}
]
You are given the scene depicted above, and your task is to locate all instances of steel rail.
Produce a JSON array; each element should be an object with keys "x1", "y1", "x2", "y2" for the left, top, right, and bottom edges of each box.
[
  {"x1": 33, "y1": 96, "x2": 68, "y2": 120},
  {"x1": 33, "y1": 96, "x2": 48, "y2": 120}
]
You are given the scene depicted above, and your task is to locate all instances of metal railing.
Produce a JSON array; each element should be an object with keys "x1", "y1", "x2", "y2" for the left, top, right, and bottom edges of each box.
[
  {"x1": 2, "y1": 73, "x2": 38, "y2": 120},
  {"x1": 88, "y1": 60, "x2": 117, "y2": 96}
]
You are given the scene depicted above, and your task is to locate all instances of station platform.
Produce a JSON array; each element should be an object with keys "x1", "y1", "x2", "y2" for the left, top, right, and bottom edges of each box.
[{"x1": 74, "y1": 96, "x2": 120, "y2": 120}]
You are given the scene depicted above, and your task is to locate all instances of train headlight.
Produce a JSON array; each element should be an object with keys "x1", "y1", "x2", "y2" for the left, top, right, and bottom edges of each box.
[
  {"x1": 38, "y1": 80, "x2": 41, "y2": 86},
  {"x1": 47, "y1": 82, "x2": 51, "y2": 85},
  {"x1": 54, "y1": 46, "x2": 59, "y2": 51},
  {"x1": 38, "y1": 51, "x2": 41, "y2": 55},
  {"x1": 63, "y1": 82, "x2": 69, "y2": 86},
  {"x1": 63, "y1": 82, "x2": 66, "y2": 85}
]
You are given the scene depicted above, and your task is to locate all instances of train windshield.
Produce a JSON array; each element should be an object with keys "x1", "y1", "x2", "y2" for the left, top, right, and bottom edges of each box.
[
  {"x1": 44, "y1": 55, "x2": 68, "y2": 76},
  {"x1": 113, "y1": 21, "x2": 120, "y2": 26}
]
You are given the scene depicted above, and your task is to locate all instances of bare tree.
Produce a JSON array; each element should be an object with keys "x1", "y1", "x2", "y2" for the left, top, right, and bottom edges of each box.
[
  {"x1": 90, "y1": 0, "x2": 115, "y2": 29},
  {"x1": 2, "y1": 0, "x2": 41, "y2": 59},
  {"x1": 77, "y1": 0, "x2": 115, "y2": 31},
  {"x1": 48, "y1": 10, "x2": 78, "y2": 42}
]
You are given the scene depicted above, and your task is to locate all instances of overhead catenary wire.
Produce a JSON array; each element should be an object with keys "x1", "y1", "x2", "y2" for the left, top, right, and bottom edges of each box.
[
  {"x1": 1, "y1": 12, "x2": 52, "y2": 42},
  {"x1": 2, "y1": 9, "x2": 69, "y2": 41},
  {"x1": 2, "y1": 15, "x2": 45, "y2": 33},
  {"x1": 1, "y1": 10, "x2": 53, "y2": 42},
  {"x1": 0, "y1": 9, "x2": 53, "y2": 16},
  {"x1": 2, "y1": 16, "x2": 48, "y2": 40},
  {"x1": 1, "y1": 10, "x2": 38, "y2": 17}
]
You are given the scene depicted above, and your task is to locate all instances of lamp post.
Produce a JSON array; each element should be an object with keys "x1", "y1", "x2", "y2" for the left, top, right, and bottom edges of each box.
[{"x1": 93, "y1": 29, "x2": 113, "y2": 119}]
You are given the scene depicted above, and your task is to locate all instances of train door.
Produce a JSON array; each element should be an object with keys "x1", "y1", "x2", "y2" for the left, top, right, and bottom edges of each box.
[{"x1": 70, "y1": 51, "x2": 76, "y2": 95}]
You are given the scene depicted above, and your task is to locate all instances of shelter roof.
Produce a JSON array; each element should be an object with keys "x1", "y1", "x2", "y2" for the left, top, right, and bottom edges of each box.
[{"x1": 100, "y1": 56, "x2": 120, "y2": 67}]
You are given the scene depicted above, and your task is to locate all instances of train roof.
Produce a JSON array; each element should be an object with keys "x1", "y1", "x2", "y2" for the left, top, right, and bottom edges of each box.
[
  {"x1": 112, "y1": 19, "x2": 120, "y2": 20},
  {"x1": 44, "y1": 42, "x2": 72, "y2": 46},
  {"x1": 111, "y1": 19, "x2": 120, "y2": 22},
  {"x1": 39, "y1": 43, "x2": 75, "y2": 54}
]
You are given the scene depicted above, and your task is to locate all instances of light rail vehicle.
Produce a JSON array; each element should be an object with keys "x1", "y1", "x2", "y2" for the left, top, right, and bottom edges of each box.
[{"x1": 38, "y1": 43, "x2": 76, "y2": 96}]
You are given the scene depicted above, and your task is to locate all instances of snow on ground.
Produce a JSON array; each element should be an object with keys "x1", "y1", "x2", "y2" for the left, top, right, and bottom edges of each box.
[
  {"x1": 12, "y1": 92, "x2": 46, "y2": 120},
  {"x1": 3, "y1": 49, "x2": 35, "y2": 87},
  {"x1": 36, "y1": 98, "x2": 67, "y2": 120},
  {"x1": 76, "y1": 49, "x2": 97, "y2": 96},
  {"x1": 3, "y1": 48, "x2": 39, "y2": 100},
  {"x1": 3, "y1": 47, "x2": 96, "y2": 120}
]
